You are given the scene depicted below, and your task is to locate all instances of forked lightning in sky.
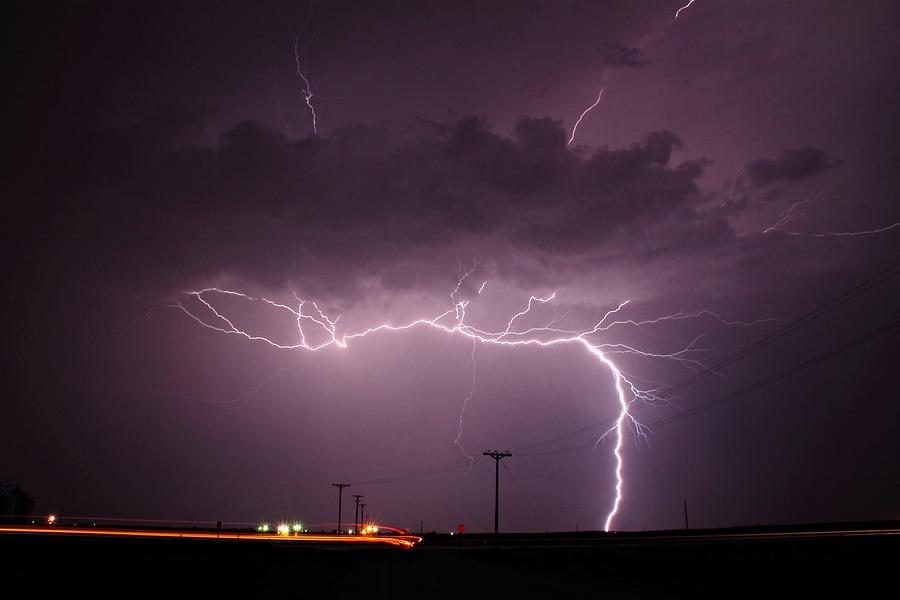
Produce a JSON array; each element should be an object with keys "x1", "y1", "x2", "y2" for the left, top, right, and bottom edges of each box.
[
  {"x1": 170, "y1": 0, "x2": 897, "y2": 533},
  {"x1": 763, "y1": 194, "x2": 900, "y2": 237},
  {"x1": 293, "y1": 8, "x2": 319, "y2": 135},
  {"x1": 172, "y1": 268, "x2": 770, "y2": 531}
]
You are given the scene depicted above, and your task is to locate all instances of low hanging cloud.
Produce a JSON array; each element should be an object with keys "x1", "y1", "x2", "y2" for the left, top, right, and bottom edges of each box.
[
  {"x1": 744, "y1": 146, "x2": 841, "y2": 187},
  {"x1": 15, "y1": 108, "x2": 864, "y2": 308},
  {"x1": 599, "y1": 43, "x2": 649, "y2": 69}
]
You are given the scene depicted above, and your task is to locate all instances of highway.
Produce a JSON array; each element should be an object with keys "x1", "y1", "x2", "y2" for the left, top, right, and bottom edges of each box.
[
  {"x1": 3, "y1": 523, "x2": 896, "y2": 550},
  {"x1": 2, "y1": 523, "x2": 895, "y2": 596},
  {"x1": 0, "y1": 525, "x2": 421, "y2": 548}
]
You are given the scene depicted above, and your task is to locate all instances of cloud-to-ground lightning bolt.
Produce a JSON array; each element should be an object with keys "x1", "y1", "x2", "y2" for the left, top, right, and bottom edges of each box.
[
  {"x1": 170, "y1": 270, "x2": 767, "y2": 531},
  {"x1": 674, "y1": 0, "x2": 698, "y2": 21},
  {"x1": 454, "y1": 339, "x2": 478, "y2": 465},
  {"x1": 568, "y1": 89, "x2": 605, "y2": 146}
]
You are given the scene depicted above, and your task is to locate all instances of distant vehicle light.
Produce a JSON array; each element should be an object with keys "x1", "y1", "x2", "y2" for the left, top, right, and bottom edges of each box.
[{"x1": 47, "y1": 514, "x2": 56, "y2": 524}]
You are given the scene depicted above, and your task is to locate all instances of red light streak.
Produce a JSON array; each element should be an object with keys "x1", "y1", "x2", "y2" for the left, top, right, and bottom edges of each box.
[{"x1": 0, "y1": 526, "x2": 421, "y2": 549}]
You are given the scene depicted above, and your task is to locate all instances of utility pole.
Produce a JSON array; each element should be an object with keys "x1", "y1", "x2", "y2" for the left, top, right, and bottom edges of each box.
[
  {"x1": 332, "y1": 483, "x2": 350, "y2": 533},
  {"x1": 483, "y1": 450, "x2": 512, "y2": 542},
  {"x1": 683, "y1": 498, "x2": 689, "y2": 530},
  {"x1": 352, "y1": 494, "x2": 364, "y2": 534},
  {"x1": 360, "y1": 503, "x2": 367, "y2": 527}
]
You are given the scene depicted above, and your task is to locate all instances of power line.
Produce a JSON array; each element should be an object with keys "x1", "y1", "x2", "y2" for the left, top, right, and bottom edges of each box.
[
  {"x1": 649, "y1": 318, "x2": 899, "y2": 429},
  {"x1": 483, "y1": 450, "x2": 512, "y2": 540},
  {"x1": 514, "y1": 262, "x2": 899, "y2": 453},
  {"x1": 657, "y1": 262, "x2": 899, "y2": 399},
  {"x1": 331, "y1": 483, "x2": 350, "y2": 533},
  {"x1": 330, "y1": 316, "x2": 897, "y2": 488},
  {"x1": 335, "y1": 264, "x2": 899, "y2": 485},
  {"x1": 350, "y1": 456, "x2": 483, "y2": 486},
  {"x1": 518, "y1": 318, "x2": 900, "y2": 456},
  {"x1": 501, "y1": 461, "x2": 548, "y2": 532}
]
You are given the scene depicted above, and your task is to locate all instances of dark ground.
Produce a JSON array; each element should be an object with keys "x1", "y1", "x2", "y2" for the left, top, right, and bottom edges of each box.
[{"x1": 3, "y1": 528, "x2": 897, "y2": 598}]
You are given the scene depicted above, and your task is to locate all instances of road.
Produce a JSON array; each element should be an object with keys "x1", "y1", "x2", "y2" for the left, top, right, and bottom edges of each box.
[
  {"x1": 0, "y1": 525, "x2": 421, "y2": 548},
  {"x1": 1, "y1": 523, "x2": 896, "y2": 597}
]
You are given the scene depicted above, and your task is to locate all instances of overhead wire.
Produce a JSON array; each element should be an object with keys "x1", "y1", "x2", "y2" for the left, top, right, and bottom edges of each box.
[
  {"x1": 338, "y1": 264, "x2": 900, "y2": 483},
  {"x1": 518, "y1": 318, "x2": 900, "y2": 456}
]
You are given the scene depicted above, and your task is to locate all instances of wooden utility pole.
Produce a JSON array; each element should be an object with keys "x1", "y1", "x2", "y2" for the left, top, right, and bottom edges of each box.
[
  {"x1": 332, "y1": 483, "x2": 350, "y2": 533},
  {"x1": 483, "y1": 450, "x2": 512, "y2": 542},
  {"x1": 352, "y1": 494, "x2": 364, "y2": 533}
]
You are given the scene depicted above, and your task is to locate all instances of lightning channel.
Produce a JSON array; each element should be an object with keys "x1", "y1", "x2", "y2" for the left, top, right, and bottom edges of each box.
[
  {"x1": 172, "y1": 273, "x2": 765, "y2": 531},
  {"x1": 674, "y1": 0, "x2": 697, "y2": 21},
  {"x1": 454, "y1": 338, "x2": 478, "y2": 466},
  {"x1": 763, "y1": 193, "x2": 900, "y2": 238},
  {"x1": 293, "y1": 9, "x2": 319, "y2": 135},
  {"x1": 568, "y1": 89, "x2": 605, "y2": 146}
]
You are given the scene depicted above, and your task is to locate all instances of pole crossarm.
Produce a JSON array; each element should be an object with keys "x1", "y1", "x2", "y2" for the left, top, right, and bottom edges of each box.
[
  {"x1": 483, "y1": 450, "x2": 512, "y2": 540},
  {"x1": 332, "y1": 483, "x2": 350, "y2": 534}
]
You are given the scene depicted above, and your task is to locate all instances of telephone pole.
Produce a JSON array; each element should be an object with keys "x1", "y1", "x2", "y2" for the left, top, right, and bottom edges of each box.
[
  {"x1": 683, "y1": 498, "x2": 689, "y2": 530},
  {"x1": 483, "y1": 450, "x2": 512, "y2": 542},
  {"x1": 352, "y1": 494, "x2": 364, "y2": 533},
  {"x1": 332, "y1": 483, "x2": 350, "y2": 533}
]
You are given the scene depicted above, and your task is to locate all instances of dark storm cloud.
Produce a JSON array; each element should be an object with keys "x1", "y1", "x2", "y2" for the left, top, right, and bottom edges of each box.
[
  {"x1": 517, "y1": 130, "x2": 715, "y2": 253},
  {"x1": 745, "y1": 146, "x2": 841, "y2": 187},
  {"x1": 8, "y1": 0, "x2": 900, "y2": 538},
  {"x1": 599, "y1": 43, "x2": 649, "y2": 69},
  {"x1": 24, "y1": 108, "x2": 737, "y2": 302}
]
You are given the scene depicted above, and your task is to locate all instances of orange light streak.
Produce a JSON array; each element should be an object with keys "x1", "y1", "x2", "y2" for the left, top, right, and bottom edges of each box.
[{"x1": 0, "y1": 526, "x2": 421, "y2": 549}]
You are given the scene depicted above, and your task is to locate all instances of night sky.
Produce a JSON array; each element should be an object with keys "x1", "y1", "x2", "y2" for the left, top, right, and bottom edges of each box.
[{"x1": 7, "y1": 0, "x2": 900, "y2": 533}]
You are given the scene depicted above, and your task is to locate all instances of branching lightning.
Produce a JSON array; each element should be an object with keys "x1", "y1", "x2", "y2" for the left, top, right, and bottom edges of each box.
[
  {"x1": 170, "y1": 269, "x2": 767, "y2": 531},
  {"x1": 674, "y1": 0, "x2": 698, "y2": 22},
  {"x1": 763, "y1": 193, "x2": 900, "y2": 238},
  {"x1": 293, "y1": 9, "x2": 320, "y2": 135},
  {"x1": 282, "y1": 7, "x2": 346, "y2": 137},
  {"x1": 565, "y1": 0, "x2": 699, "y2": 145},
  {"x1": 568, "y1": 89, "x2": 605, "y2": 146}
]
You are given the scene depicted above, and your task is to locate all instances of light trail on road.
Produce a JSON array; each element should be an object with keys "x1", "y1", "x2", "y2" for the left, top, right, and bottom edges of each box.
[{"x1": 0, "y1": 526, "x2": 421, "y2": 549}]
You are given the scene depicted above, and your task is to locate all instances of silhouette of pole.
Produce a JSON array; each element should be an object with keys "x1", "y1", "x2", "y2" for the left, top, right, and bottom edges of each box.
[
  {"x1": 352, "y1": 494, "x2": 364, "y2": 533},
  {"x1": 483, "y1": 450, "x2": 512, "y2": 541},
  {"x1": 332, "y1": 483, "x2": 350, "y2": 533},
  {"x1": 683, "y1": 498, "x2": 689, "y2": 530}
]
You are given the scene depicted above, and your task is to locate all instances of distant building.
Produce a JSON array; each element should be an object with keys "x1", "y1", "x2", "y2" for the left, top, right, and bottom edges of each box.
[{"x1": 1, "y1": 483, "x2": 34, "y2": 524}]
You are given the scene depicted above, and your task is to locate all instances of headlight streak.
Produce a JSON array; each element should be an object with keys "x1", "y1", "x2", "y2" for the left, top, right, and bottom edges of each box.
[{"x1": 0, "y1": 526, "x2": 421, "y2": 548}]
